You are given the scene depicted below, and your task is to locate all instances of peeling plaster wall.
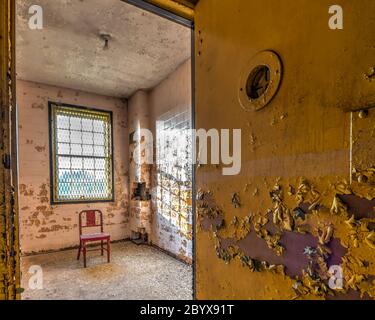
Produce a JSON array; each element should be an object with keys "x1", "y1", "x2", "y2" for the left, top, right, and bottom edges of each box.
[
  {"x1": 128, "y1": 90, "x2": 152, "y2": 236},
  {"x1": 195, "y1": 0, "x2": 375, "y2": 300},
  {"x1": 149, "y1": 59, "x2": 192, "y2": 128},
  {"x1": 149, "y1": 59, "x2": 193, "y2": 263},
  {"x1": 16, "y1": 80, "x2": 130, "y2": 254},
  {"x1": 127, "y1": 59, "x2": 192, "y2": 262}
]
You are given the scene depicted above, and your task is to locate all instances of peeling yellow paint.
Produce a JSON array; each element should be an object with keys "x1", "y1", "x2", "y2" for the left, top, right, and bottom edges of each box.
[
  {"x1": 195, "y1": 0, "x2": 375, "y2": 300},
  {"x1": 0, "y1": 0, "x2": 20, "y2": 300}
]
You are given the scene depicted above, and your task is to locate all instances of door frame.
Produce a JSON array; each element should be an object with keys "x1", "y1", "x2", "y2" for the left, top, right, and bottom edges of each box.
[
  {"x1": 124, "y1": 0, "x2": 194, "y2": 28},
  {"x1": 123, "y1": 0, "x2": 197, "y2": 300},
  {"x1": 0, "y1": 0, "x2": 21, "y2": 300}
]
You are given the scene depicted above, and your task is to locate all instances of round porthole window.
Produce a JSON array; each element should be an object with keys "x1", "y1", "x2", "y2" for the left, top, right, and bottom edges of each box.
[
  {"x1": 239, "y1": 51, "x2": 282, "y2": 111},
  {"x1": 246, "y1": 65, "x2": 271, "y2": 100}
]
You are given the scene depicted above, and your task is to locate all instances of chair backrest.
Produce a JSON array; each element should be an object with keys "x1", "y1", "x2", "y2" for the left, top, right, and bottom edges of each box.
[{"x1": 79, "y1": 210, "x2": 104, "y2": 235}]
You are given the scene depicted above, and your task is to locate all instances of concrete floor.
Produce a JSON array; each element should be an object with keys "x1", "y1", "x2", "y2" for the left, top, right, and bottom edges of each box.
[{"x1": 21, "y1": 242, "x2": 193, "y2": 300}]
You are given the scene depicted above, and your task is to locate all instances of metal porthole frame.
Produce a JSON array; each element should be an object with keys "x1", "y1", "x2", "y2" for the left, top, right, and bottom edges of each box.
[{"x1": 238, "y1": 50, "x2": 283, "y2": 112}]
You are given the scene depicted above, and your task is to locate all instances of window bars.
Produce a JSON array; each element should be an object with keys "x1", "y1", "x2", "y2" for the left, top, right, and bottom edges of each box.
[
  {"x1": 49, "y1": 103, "x2": 113, "y2": 203},
  {"x1": 155, "y1": 108, "x2": 193, "y2": 231}
]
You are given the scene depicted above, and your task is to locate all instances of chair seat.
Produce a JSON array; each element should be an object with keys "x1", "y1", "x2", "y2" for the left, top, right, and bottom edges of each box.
[{"x1": 80, "y1": 233, "x2": 110, "y2": 241}]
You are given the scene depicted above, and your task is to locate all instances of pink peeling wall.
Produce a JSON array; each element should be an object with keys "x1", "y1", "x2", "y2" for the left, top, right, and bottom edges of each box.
[
  {"x1": 149, "y1": 59, "x2": 192, "y2": 130},
  {"x1": 17, "y1": 80, "x2": 130, "y2": 254},
  {"x1": 149, "y1": 59, "x2": 193, "y2": 263},
  {"x1": 128, "y1": 90, "x2": 152, "y2": 236},
  {"x1": 16, "y1": 59, "x2": 191, "y2": 257},
  {"x1": 126, "y1": 59, "x2": 192, "y2": 263}
]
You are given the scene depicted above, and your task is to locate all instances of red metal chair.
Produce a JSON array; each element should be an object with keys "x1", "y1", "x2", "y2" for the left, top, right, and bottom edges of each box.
[{"x1": 77, "y1": 210, "x2": 111, "y2": 268}]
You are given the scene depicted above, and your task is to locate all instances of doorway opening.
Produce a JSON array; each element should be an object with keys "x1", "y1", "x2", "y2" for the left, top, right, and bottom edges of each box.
[{"x1": 16, "y1": 0, "x2": 194, "y2": 300}]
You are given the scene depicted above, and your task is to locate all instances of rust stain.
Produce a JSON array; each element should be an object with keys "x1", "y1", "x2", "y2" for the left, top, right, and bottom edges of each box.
[
  {"x1": 31, "y1": 102, "x2": 44, "y2": 110},
  {"x1": 38, "y1": 184, "x2": 49, "y2": 203},
  {"x1": 34, "y1": 145, "x2": 46, "y2": 152},
  {"x1": 19, "y1": 184, "x2": 34, "y2": 196},
  {"x1": 28, "y1": 212, "x2": 41, "y2": 227},
  {"x1": 35, "y1": 206, "x2": 53, "y2": 219},
  {"x1": 38, "y1": 225, "x2": 70, "y2": 233}
]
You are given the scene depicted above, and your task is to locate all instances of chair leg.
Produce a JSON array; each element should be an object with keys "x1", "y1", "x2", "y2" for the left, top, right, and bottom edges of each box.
[
  {"x1": 83, "y1": 242, "x2": 87, "y2": 268},
  {"x1": 107, "y1": 239, "x2": 111, "y2": 263},
  {"x1": 101, "y1": 240, "x2": 104, "y2": 256},
  {"x1": 77, "y1": 242, "x2": 81, "y2": 260}
]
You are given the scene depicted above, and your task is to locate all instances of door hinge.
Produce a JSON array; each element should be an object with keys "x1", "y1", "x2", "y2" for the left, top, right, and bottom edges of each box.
[{"x1": 3, "y1": 154, "x2": 11, "y2": 169}]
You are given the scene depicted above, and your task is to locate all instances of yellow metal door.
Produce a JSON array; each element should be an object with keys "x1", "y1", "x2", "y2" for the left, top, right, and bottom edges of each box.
[{"x1": 194, "y1": 0, "x2": 375, "y2": 300}]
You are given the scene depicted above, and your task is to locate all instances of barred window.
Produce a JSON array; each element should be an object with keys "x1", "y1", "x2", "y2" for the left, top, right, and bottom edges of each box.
[
  {"x1": 49, "y1": 103, "x2": 113, "y2": 203},
  {"x1": 155, "y1": 108, "x2": 193, "y2": 234}
]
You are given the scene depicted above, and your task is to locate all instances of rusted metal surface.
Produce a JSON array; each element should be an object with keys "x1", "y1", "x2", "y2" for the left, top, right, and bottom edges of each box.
[
  {"x1": 0, "y1": 0, "x2": 20, "y2": 300},
  {"x1": 195, "y1": 0, "x2": 375, "y2": 300}
]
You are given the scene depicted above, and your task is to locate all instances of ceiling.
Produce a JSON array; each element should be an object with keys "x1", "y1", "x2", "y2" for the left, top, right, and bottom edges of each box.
[{"x1": 16, "y1": 0, "x2": 191, "y2": 98}]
